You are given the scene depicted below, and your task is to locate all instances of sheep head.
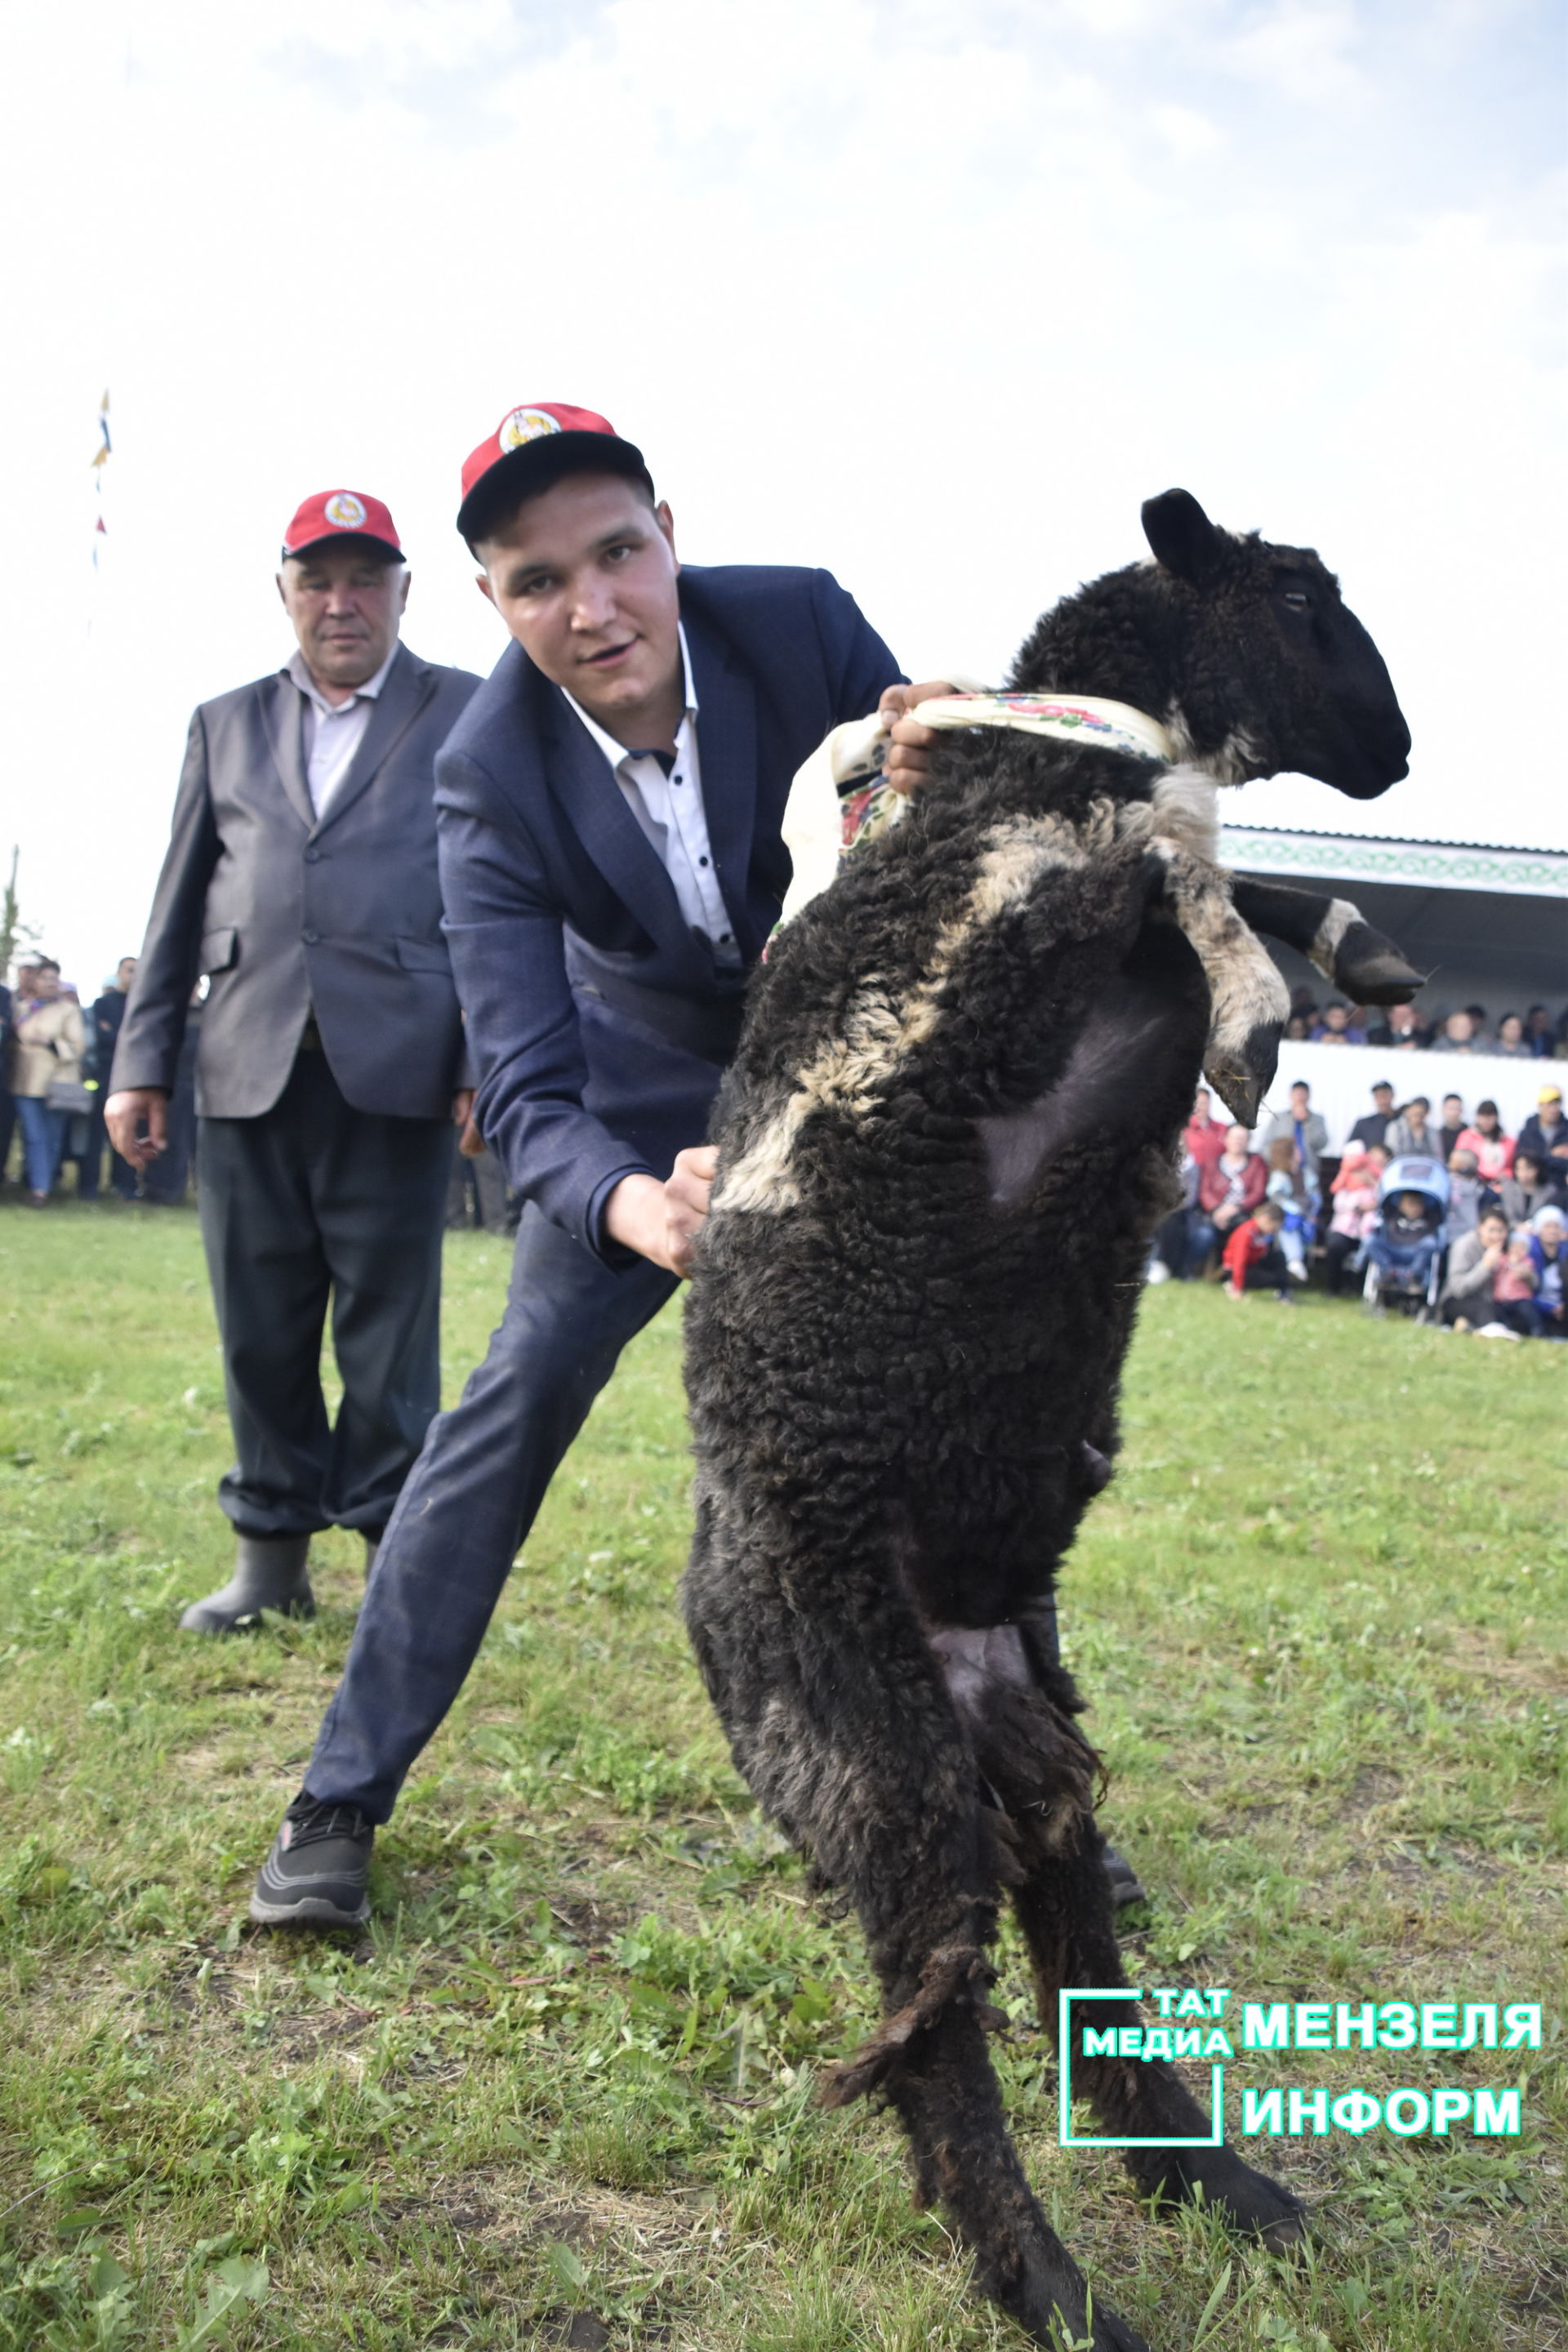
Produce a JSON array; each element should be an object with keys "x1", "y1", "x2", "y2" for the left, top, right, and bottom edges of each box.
[
  {"x1": 1139, "y1": 488, "x2": 1411, "y2": 799},
  {"x1": 1008, "y1": 491, "x2": 1411, "y2": 802}
]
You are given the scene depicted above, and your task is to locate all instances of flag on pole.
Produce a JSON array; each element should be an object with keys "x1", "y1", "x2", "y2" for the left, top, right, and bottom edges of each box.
[{"x1": 91, "y1": 390, "x2": 110, "y2": 565}]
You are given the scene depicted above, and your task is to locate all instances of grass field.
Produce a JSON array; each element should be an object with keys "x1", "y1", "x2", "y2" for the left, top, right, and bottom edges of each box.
[{"x1": 0, "y1": 1200, "x2": 1563, "y2": 2351}]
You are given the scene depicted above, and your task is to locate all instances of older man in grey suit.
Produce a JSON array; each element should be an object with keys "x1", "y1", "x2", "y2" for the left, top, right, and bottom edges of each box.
[{"x1": 109, "y1": 489, "x2": 481, "y2": 1632}]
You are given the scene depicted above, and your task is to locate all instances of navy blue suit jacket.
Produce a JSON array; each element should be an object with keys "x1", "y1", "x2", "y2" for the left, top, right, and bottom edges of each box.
[{"x1": 435, "y1": 564, "x2": 902, "y2": 1254}]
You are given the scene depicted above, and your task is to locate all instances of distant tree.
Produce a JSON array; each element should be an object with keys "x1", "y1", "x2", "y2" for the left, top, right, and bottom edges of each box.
[{"x1": 1, "y1": 845, "x2": 42, "y2": 981}]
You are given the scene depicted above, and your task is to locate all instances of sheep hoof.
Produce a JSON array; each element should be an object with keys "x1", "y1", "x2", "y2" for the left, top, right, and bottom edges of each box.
[
  {"x1": 1332, "y1": 922, "x2": 1423, "y2": 1005},
  {"x1": 1204, "y1": 1019, "x2": 1281, "y2": 1131},
  {"x1": 1139, "y1": 2145, "x2": 1307, "y2": 2249},
  {"x1": 997, "y1": 2251, "x2": 1147, "y2": 2352}
]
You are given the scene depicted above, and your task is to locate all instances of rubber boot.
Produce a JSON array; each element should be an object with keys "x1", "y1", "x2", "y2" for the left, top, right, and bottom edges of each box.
[{"x1": 179, "y1": 1535, "x2": 315, "y2": 1633}]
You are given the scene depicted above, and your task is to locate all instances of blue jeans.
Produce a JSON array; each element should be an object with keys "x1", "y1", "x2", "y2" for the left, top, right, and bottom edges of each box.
[
  {"x1": 1184, "y1": 1210, "x2": 1226, "y2": 1276},
  {"x1": 15, "y1": 1096, "x2": 65, "y2": 1193},
  {"x1": 1368, "y1": 1234, "x2": 1440, "y2": 1289},
  {"x1": 305, "y1": 1203, "x2": 679, "y2": 1822}
]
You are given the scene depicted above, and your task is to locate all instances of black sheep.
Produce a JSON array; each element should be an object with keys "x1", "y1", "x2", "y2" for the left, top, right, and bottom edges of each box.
[{"x1": 681, "y1": 492, "x2": 1413, "y2": 2350}]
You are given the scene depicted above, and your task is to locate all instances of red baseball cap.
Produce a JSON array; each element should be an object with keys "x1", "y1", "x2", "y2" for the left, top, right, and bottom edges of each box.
[
  {"x1": 457, "y1": 403, "x2": 651, "y2": 544},
  {"x1": 281, "y1": 488, "x2": 403, "y2": 564}
]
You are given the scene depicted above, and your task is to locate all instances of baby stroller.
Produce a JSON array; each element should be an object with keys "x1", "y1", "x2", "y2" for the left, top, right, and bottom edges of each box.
[{"x1": 1361, "y1": 1155, "x2": 1450, "y2": 1320}]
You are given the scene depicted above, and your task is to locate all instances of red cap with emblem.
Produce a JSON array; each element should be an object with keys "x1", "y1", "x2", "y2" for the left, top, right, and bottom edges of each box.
[
  {"x1": 282, "y1": 489, "x2": 403, "y2": 564},
  {"x1": 457, "y1": 403, "x2": 652, "y2": 545}
]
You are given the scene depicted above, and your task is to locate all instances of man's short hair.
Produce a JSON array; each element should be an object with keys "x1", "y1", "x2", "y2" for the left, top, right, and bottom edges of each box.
[{"x1": 466, "y1": 456, "x2": 657, "y2": 561}]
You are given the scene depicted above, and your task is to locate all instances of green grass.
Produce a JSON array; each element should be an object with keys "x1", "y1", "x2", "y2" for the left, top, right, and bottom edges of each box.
[{"x1": 0, "y1": 1200, "x2": 1563, "y2": 2350}]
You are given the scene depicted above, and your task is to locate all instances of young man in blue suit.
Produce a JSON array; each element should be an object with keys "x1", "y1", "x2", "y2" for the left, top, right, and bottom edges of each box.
[{"x1": 252, "y1": 404, "x2": 945, "y2": 1923}]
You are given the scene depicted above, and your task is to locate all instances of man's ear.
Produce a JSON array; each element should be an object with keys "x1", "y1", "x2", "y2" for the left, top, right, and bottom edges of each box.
[
  {"x1": 397, "y1": 569, "x2": 412, "y2": 614},
  {"x1": 475, "y1": 571, "x2": 497, "y2": 609},
  {"x1": 274, "y1": 572, "x2": 287, "y2": 608},
  {"x1": 1142, "y1": 488, "x2": 1224, "y2": 586},
  {"x1": 656, "y1": 499, "x2": 679, "y2": 572}
]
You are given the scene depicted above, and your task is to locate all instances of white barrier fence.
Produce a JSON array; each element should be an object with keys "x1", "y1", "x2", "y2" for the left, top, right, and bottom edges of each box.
[{"x1": 1223, "y1": 1041, "x2": 1558, "y2": 1156}]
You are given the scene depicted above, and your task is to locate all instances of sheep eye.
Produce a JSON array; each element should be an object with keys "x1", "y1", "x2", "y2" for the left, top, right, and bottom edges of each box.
[{"x1": 1281, "y1": 588, "x2": 1310, "y2": 610}]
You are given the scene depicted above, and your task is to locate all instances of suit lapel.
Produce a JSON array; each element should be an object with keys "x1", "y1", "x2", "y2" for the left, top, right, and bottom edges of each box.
[
  {"x1": 261, "y1": 677, "x2": 315, "y2": 830},
  {"x1": 537, "y1": 678, "x2": 710, "y2": 983},
  {"x1": 684, "y1": 611, "x2": 759, "y2": 960},
  {"x1": 312, "y1": 644, "x2": 434, "y2": 838}
]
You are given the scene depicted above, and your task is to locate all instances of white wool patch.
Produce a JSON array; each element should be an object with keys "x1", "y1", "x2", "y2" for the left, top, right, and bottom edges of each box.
[
  {"x1": 1154, "y1": 840, "x2": 1289, "y2": 1080},
  {"x1": 1150, "y1": 766, "x2": 1221, "y2": 864},
  {"x1": 1307, "y1": 896, "x2": 1362, "y2": 981},
  {"x1": 716, "y1": 812, "x2": 1108, "y2": 1216},
  {"x1": 1162, "y1": 708, "x2": 1264, "y2": 786}
]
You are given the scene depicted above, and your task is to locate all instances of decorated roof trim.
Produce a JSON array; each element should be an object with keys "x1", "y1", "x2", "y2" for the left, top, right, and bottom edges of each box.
[{"x1": 1220, "y1": 826, "x2": 1568, "y2": 902}]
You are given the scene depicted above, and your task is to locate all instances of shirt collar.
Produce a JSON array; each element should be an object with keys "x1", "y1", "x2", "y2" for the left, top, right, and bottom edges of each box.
[
  {"x1": 285, "y1": 639, "x2": 399, "y2": 718},
  {"x1": 561, "y1": 624, "x2": 697, "y2": 773}
]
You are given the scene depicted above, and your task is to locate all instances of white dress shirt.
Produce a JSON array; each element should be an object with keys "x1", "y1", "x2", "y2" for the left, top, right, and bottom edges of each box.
[
  {"x1": 562, "y1": 626, "x2": 740, "y2": 969},
  {"x1": 286, "y1": 643, "x2": 399, "y2": 818}
]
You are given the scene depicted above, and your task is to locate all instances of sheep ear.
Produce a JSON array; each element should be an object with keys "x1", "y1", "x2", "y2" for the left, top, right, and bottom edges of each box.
[{"x1": 1142, "y1": 488, "x2": 1223, "y2": 585}]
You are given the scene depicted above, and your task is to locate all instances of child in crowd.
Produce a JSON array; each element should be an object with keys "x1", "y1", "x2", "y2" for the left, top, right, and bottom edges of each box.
[
  {"x1": 1264, "y1": 1137, "x2": 1315, "y2": 1281},
  {"x1": 1323, "y1": 1143, "x2": 1388, "y2": 1294},
  {"x1": 1490, "y1": 1230, "x2": 1540, "y2": 1339},
  {"x1": 1365, "y1": 1187, "x2": 1444, "y2": 1299},
  {"x1": 1222, "y1": 1198, "x2": 1292, "y2": 1301}
]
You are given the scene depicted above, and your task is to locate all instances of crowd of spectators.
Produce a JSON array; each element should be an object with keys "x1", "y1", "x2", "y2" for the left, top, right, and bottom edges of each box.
[
  {"x1": 1151, "y1": 1073, "x2": 1568, "y2": 1342},
  {"x1": 2, "y1": 951, "x2": 516, "y2": 1230},
  {"x1": 0, "y1": 954, "x2": 183, "y2": 1205},
  {"x1": 1281, "y1": 986, "x2": 1568, "y2": 1057},
  {"x1": 9, "y1": 957, "x2": 1568, "y2": 1333}
]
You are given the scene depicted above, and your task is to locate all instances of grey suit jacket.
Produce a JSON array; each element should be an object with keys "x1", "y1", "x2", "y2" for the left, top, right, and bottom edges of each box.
[{"x1": 113, "y1": 642, "x2": 481, "y2": 1120}]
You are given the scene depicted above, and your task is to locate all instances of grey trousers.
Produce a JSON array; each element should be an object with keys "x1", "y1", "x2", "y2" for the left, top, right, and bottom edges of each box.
[{"x1": 198, "y1": 1050, "x2": 452, "y2": 1539}]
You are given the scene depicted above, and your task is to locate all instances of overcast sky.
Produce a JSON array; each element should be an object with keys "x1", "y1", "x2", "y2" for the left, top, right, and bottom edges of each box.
[{"x1": 1, "y1": 0, "x2": 1562, "y2": 990}]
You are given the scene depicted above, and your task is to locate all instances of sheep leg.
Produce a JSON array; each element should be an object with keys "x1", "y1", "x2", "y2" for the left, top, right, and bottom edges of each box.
[
  {"x1": 986, "y1": 1672, "x2": 1306, "y2": 2252},
  {"x1": 1152, "y1": 844, "x2": 1287, "y2": 1127},
  {"x1": 680, "y1": 1504, "x2": 1148, "y2": 2352},
  {"x1": 1227, "y1": 875, "x2": 1423, "y2": 1005}
]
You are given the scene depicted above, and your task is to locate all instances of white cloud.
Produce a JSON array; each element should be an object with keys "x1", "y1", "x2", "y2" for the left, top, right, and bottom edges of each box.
[
  {"x1": 1149, "y1": 102, "x2": 1223, "y2": 156},
  {"x1": 1218, "y1": 1, "x2": 1364, "y2": 103}
]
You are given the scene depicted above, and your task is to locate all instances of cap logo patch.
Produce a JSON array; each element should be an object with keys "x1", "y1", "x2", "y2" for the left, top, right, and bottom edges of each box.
[
  {"x1": 324, "y1": 492, "x2": 368, "y2": 529},
  {"x1": 498, "y1": 407, "x2": 563, "y2": 454}
]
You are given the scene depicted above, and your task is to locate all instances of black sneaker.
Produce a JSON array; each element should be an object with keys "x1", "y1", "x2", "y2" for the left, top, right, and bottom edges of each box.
[{"x1": 250, "y1": 1792, "x2": 373, "y2": 1927}]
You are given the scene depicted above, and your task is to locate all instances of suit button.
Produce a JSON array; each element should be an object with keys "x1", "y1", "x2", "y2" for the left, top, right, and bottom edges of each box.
[
  {"x1": 304, "y1": 848, "x2": 321, "y2": 863},
  {"x1": 302, "y1": 929, "x2": 319, "y2": 946}
]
